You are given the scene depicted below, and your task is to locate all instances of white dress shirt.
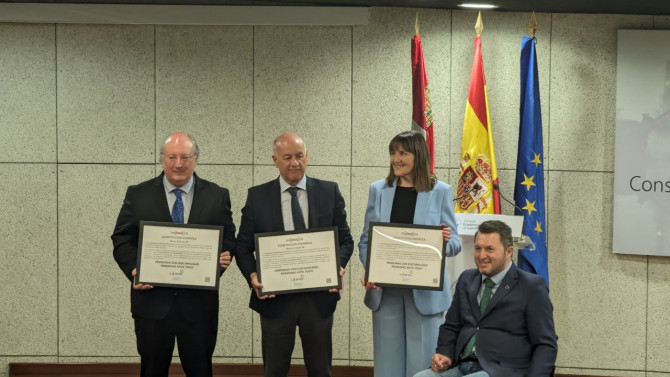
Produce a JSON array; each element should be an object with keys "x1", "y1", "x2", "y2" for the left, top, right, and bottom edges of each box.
[{"x1": 278, "y1": 175, "x2": 309, "y2": 231}]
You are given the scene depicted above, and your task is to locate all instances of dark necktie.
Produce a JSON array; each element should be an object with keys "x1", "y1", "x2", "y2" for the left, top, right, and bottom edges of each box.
[
  {"x1": 171, "y1": 188, "x2": 184, "y2": 224},
  {"x1": 461, "y1": 277, "x2": 496, "y2": 358},
  {"x1": 287, "y1": 187, "x2": 306, "y2": 231}
]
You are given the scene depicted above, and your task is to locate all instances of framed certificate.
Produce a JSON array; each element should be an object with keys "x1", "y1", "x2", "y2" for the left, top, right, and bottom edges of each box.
[
  {"x1": 136, "y1": 221, "x2": 223, "y2": 290},
  {"x1": 365, "y1": 222, "x2": 445, "y2": 290},
  {"x1": 255, "y1": 227, "x2": 341, "y2": 295}
]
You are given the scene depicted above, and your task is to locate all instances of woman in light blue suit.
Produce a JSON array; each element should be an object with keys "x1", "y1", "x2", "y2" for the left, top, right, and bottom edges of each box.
[{"x1": 359, "y1": 131, "x2": 461, "y2": 377}]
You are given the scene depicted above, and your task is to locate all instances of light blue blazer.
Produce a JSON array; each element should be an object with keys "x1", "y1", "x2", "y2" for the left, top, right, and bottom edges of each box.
[{"x1": 359, "y1": 179, "x2": 461, "y2": 315}]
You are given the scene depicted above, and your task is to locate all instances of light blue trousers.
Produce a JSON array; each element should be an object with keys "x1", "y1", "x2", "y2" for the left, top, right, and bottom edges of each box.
[
  {"x1": 372, "y1": 288, "x2": 444, "y2": 377},
  {"x1": 413, "y1": 360, "x2": 489, "y2": 377}
]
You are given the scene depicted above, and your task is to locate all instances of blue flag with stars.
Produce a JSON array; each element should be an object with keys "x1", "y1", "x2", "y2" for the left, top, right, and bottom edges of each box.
[{"x1": 514, "y1": 36, "x2": 549, "y2": 287}]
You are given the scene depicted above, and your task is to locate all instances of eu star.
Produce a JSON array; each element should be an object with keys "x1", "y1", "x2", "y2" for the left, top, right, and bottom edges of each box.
[
  {"x1": 520, "y1": 174, "x2": 536, "y2": 191},
  {"x1": 531, "y1": 153, "x2": 542, "y2": 167},
  {"x1": 523, "y1": 199, "x2": 537, "y2": 216}
]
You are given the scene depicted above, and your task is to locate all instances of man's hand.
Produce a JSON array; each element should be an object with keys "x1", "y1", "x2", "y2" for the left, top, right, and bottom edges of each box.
[
  {"x1": 441, "y1": 224, "x2": 452, "y2": 243},
  {"x1": 361, "y1": 275, "x2": 380, "y2": 291},
  {"x1": 132, "y1": 268, "x2": 153, "y2": 290},
  {"x1": 219, "y1": 251, "x2": 232, "y2": 270},
  {"x1": 329, "y1": 268, "x2": 346, "y2": 293},
  {"x1": 431, "y1": 353, "x2": 452, "y2": 372},
  {"x1": 250, "y1": 272, "x2": 275, "y2": 300}
]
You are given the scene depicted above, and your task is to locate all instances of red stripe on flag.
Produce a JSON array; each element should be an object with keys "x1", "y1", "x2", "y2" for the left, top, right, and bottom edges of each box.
[
  {"x1": 491, "y1": 177, "x2": 501, "y2": 214},
  {"x1": 467, "y1": 36, "x2": 488, "y2": 130}
]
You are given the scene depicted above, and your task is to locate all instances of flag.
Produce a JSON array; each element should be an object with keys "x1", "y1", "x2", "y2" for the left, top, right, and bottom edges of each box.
[
  {"x1": 411, "y1": 20, "x2": 435, "y2": 172},
  {"x1": 514, "y1": 35, "x2": 549, "y2": 286},
  {"x1": 456, "y1": 13, "x2": 500, "y2": 214}
]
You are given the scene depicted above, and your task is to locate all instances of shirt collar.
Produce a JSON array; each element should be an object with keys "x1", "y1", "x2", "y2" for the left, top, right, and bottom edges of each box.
[
  {"x1": 279, "y1": 174, "x2": 307, "y2": 192},
  {"x1": 163, "y1": 174, "x2": 195, "y2": 194},
  {"x1": 483, "y1": 261, "x2": 513, "y2": 287}
]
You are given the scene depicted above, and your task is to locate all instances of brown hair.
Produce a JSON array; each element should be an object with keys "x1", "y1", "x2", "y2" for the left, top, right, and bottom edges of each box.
[
  {"x1": 475, "y1": 220, "x2": 514, "y2": 250},
  {"x1": 385, "y1": 131, "x2": 436, "y2": 192}
]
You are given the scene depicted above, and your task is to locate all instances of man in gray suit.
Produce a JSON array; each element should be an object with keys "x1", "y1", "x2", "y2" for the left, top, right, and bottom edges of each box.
[{"x1": 414, "y1": 220, "x2": 557, "y2": 377}]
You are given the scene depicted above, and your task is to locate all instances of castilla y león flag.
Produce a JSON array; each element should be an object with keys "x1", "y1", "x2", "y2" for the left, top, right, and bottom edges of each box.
[{"x1": 411, "y1": 29, "x2": 435, "y2": 172}]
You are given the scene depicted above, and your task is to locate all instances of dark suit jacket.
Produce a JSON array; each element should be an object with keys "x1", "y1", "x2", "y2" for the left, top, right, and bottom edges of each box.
[
  {"x1": 235, "y1": 176, "x2": 354, "y2": 318},
  {"x1": 436, "y1": 263, "x2": 557, "y2": 377},
  {"x1": 111, "y1": 173, "x2": 236, "y2": 322}
]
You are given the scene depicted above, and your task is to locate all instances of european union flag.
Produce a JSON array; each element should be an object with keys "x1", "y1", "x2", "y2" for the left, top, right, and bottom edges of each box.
[{"x1": 514, "y1": 36, "x2": 549, "y2": 287}]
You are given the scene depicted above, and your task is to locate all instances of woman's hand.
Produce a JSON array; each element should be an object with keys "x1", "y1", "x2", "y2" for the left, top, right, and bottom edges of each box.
[
  {"x1": 361, "y1": 275, "x2": 380, "y2": 291},
  {"x1": 441, "y1": 223, "x2": 452, "y2": 243}
]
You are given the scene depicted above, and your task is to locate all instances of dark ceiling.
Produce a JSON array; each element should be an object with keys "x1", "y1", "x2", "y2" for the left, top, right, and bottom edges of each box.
[{"x1": 2, "y1": 0, "x2": 670, "y2": 15}]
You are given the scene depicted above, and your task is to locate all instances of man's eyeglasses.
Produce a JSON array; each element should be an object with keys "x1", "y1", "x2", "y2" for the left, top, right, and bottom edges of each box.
[{"x1": 163, "y1": 154, "x2": 196, "y2": 164}]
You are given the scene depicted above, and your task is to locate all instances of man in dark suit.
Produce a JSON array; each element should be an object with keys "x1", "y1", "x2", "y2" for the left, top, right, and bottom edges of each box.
[
  {"x1": 414, "y1": 220, "x2": 557, "y2": 377},
  {"x1": 112, "y1": 132, "x2": 236, "y2": 377},
  {"x1": 235, "y1": 132, "x2": 354, "y2": 377}
]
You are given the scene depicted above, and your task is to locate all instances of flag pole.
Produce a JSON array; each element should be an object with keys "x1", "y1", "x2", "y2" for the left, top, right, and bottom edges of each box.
[
  {"x1": 475, "y1": 11, "x2": 483, "y2": 36},
  {"x1": 415, "y1": 12, "x2": 419, "y2": 35},
  {"x1": 528, "y1": 11, "x2": 537, "y2": 38}
]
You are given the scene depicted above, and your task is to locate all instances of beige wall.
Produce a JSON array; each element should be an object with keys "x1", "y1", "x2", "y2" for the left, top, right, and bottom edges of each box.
[{"x1": 1, "y1": 8, "x2": 669, "y2": 377}]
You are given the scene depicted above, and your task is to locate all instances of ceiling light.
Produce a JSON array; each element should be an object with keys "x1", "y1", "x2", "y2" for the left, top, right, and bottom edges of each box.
[{"x1": 458, "y1": 3, "x2": 498, "y2": 9}]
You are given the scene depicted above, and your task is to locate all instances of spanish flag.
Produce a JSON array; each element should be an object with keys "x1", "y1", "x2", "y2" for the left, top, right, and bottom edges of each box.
[
  {"x1": 411, "y1": 16, "x2": 435, "y2": 172},
  {"x1": 456, "y1": 12, "x2": 500, "y2": 214}
]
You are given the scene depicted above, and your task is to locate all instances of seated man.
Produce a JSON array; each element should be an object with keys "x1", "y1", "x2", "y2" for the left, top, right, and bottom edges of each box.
[{"x1": 414, "y1": 220, "x2": 557, "y2": 377}]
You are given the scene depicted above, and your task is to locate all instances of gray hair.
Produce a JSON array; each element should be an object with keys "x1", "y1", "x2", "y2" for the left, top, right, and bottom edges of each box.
[{"x1": 160, "y1": 132, "x2": 200, "y2": 157}]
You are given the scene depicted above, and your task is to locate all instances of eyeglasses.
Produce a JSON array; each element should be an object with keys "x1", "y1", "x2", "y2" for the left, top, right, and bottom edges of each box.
[{"x1": 163, "y1": 154, "x2": 196, "y2": 164}]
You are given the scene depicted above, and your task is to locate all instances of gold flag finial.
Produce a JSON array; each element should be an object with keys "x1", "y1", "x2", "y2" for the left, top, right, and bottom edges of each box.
[
  {"x1": 529, "y1": 11, "x2": 537, "y2": 37},
  {"x1": 415, "y1": 12, "x2": 420, "y2": 35},
  {"x1": 475, "y1": 11, "x2": 483, "y2": 36}
]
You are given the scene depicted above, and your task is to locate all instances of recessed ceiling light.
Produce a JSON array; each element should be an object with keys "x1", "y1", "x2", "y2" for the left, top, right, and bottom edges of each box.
[{"x1": 458, "y1": 3, "x2": 498, "y2": 9}]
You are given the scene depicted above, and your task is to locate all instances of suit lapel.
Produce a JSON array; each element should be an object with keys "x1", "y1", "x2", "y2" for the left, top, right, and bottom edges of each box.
[
  {"x1": 413, "y1": 189, "x2": 430, "y2": 225},
  {"x1": 189, "y1": 174, "x2": 204, "y2": 223},
  {"x1": 152, "y1": 174, "x2": 172, "y2": 222},
  {"x1": 467, "y1": 273, "x2": 482, "y2": 317},
  {"x1": 306, "y1": 177, "x2": 318, "y2": 228},
  {"x1": 380, "y1": 181, "x2": 396, "y2": 222},
  {"x1": 269, "y1": 178, "x2": 285, "y2": 231},
  {"x1": 482, "y1": 263, "x2": 519, "y2": 318}
]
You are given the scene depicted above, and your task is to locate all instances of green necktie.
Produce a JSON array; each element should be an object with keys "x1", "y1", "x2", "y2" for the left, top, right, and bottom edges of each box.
[{"x1": 461, "y1": 277, "x2": 496, "y2": 358}]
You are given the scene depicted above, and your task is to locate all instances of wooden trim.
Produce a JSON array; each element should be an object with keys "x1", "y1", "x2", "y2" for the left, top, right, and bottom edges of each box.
[
  {"x1": 9, "y1": 363, "x2": 372, "y2": 376},
  {"x1": 8, "y1": 363, "x2": 613, "y2": 377}
]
